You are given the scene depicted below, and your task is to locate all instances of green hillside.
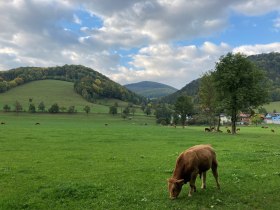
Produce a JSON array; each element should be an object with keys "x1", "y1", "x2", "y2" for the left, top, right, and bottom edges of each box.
[
  {"x1": 161, "y1": 52, "x2": 280, "y2": 104},
  {"x1": 124, "y1": 81, "x2": 177, "y2": 99},
  {"x1": 160, "y1": 79, "x2": 200, "y2": 103},
  {"x1": 262, "y1": 101, "x2": 280, "y2": 113},
  {"x1": 0, "y1": 65, "x2": 145, "y2": 104},
  {"x1": 0, "y1": 80, "x2": 116, "y2": 113}
]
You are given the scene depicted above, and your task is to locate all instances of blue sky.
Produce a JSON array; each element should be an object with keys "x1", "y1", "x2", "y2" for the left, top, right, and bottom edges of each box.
[{"x1": 0, "y1": 0, "x2": 280, "y2": 89}]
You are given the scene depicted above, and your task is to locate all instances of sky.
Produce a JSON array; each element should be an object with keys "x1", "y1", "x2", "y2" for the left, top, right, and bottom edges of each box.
[{"x1": 0, "y1": 0, "x2": 280, "y2": 89}]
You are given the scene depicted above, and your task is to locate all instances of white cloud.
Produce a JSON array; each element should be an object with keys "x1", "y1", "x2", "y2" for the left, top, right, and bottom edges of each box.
[
  {"x1": 233, "y1": 42, "x2": 280, "y2": 55},
  {"x1": 1, "y1": 0, "x2": 280, "y2": 89},
  {"x1": 73, "y1": 14, "x2": 82, "y2": 25},
  {"x1": 273, "y1": 17, "x2": 280, "y2": 29},
  {"x1": 110, "y1": 42, "x2": 231, "y2": 88},
  {"x1": 232, "y1": 0, "x2": 280, "y2": 16}
]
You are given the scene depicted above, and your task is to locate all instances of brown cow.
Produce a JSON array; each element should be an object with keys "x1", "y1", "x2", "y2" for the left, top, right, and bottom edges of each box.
[{"x1": 167, "y1": 144, "x2": 220, "y2": 199}]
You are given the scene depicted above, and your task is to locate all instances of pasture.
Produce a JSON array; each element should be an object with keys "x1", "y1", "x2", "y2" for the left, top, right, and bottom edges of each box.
[{"x1": 0, "y1": 113, "x2": 279, "y2": 210}]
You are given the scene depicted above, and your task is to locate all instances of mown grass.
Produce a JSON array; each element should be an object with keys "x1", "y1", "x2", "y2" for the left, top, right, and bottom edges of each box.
[{"x1": 0, "y1": 112, "x2": 279, "y2": 209}]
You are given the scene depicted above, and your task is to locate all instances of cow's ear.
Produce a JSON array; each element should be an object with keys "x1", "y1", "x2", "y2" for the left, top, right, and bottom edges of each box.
[{"x1": 176, "y1": 179, "x2": 184, "y2": 185}]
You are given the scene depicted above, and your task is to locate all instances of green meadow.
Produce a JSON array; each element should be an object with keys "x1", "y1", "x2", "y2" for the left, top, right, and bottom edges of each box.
[
  {"x1": 0, "y1": 80, "x2": 131, "y2": 114},
  {"x1": 0, "y1": 112, "x2": 279, "y2": 210}
]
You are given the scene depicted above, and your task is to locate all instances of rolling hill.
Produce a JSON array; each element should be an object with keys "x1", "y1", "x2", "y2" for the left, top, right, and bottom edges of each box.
[
  {"x1": 124, "y1": 81, "x2": 177, "y2": 99},
  {"x1": 0, "y1": 65, "x2": 145, "y2": 104},
  {"x1": 161, "y1": 52, "x2": 280, "y2": 104},
  {"x1": 0, "y1": 80, "x2": 122, "y2": 113}
]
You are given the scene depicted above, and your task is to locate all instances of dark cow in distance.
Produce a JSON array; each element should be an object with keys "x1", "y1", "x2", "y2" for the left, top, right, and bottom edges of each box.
[
  {"x1": 167, "y1": 144, "x2": 220, "y2": 199},
  {"x1": 204, "y1": 128, "x2": 211, "y2": 132}
]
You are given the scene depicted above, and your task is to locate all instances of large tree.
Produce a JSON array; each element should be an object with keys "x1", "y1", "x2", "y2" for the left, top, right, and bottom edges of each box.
[
  {"x1": 213, "y1": 53, "x2": 270, "y2": 134},
  {"x1": 174, "y1": 96, "x2": 194, "y2": 127},
  {"x1": 199, "y1": 71, "x2": 220, "y2": 130}
]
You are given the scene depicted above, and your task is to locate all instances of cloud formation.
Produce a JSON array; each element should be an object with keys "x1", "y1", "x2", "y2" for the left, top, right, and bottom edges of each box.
[{"x1": 0, "y1": 0, "x2": 280, "y2": 88}]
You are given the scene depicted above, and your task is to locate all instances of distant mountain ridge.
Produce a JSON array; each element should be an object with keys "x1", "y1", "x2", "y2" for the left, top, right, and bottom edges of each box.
[
  {"x1": 124, "y1": 81, "x2": 177, "y2": 99},
  {"x1": 161, "y1": 52, "x2": 280, "y2": 103}
]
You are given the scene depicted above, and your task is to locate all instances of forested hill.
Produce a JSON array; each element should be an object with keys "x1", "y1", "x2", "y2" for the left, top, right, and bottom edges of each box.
[
  {"x1": 0, "y1": 65, "x2": 145, "y2": 104},
  {"x1": 124, "y1": 81, "x2": 177, "y2": 99},
  {"x1": 159, "y1": 78, "x2": 200, "y2": 103},
  {"x1": 248, "y1": 52, "x2": 280, "y2": 101},
  {"x1": 160, "y1": 52, "x2": 280, "y2": 104}
]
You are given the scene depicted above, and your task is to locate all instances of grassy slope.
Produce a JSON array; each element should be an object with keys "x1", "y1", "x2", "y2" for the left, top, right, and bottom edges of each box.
[
  {"x1": 0, "y1": 80, "x2": 130, "y2": 113},
  {"x1": 263, "y1": 101, "x2": 280, "y2": 113},
  {"x1": 0, "y1": 113, "x2": 279, "y2": 210}
]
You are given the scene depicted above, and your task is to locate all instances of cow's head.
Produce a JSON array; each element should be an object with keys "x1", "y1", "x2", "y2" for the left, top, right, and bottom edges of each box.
[{"x1": 167, "y1": 178, "x2": 184, "y2": 199}]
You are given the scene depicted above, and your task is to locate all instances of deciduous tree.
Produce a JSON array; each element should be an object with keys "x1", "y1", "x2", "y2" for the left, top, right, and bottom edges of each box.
[{"x1": 213, "y1": 53, "x2": 270, "y2": 134}]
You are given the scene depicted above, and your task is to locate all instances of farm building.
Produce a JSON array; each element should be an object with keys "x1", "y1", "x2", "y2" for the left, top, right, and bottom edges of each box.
[{"x1": 265, "y1": 113, "x2": 280, "y2": 124}]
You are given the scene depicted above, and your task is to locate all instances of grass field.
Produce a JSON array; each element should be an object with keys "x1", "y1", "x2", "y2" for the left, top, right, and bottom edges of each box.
[
  {"x1": 0, "y1": 80, "x2": 137, "y2": 114},
  {"x1": 0, "y1": 112, "x2": 279, "y2": 210},
  {"x1": 263, "y1": 101, "x2": 280, "y2": 113}
]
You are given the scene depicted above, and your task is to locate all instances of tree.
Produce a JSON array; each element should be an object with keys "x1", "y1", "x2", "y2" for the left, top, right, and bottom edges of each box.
[
  {"x1": 28, "y1": 104, "x2": 36, "y2": 113},
  {"x1": 155, "y1": 104, "x2": 173, "y2": 125},
  {"x1": 213, "y1": 53, "x2": 270, "y2": 134},
  {"x1": 48, "y1": 103, "x2": 60, "y2": 113},
  {"x1": 251, "y1": 114, "x2": 263, "y2": 126},
  {"x1": 84, "y1": 105, "x2": 91, "y2": 115},
  {"x1": 144, "y1": 107, "x2": 151, "y2": 116},
  {"x1": 3, "y1": 104, "x2": 11, "y2": 112},
  {"x1": 38, "y1": 101, "x2": 45, "y2": 112},
  {"x1": 67, "y1": 105, "x2": 76, "y2": 113},
  {"x1": 199, "y1": 71, "x2": 220, "y2": 129},
  {"x1": 14, "y1": 101, "x2": 23, "y2": 113},
  {"x1": 109, "y1": 106, "x2": 118, "y2": 115},
  {"x1": 174, "y1": 96, "x2": 194, "y2": 127}
]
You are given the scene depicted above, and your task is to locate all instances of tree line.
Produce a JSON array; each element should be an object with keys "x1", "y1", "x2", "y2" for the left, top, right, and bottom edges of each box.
[{"x1": 155, "y1": 53, "x2": 270, "y2": 134}]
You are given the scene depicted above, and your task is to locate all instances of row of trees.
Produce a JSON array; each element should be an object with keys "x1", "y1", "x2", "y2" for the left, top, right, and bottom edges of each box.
[{"x1": 2, "y1": 101, "x2": 92, "y2": 114}]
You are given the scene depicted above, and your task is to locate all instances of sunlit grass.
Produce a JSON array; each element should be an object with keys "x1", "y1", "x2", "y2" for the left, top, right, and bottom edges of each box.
[{"x1": 0, "y1": 113, "x2": 279, "y2": 209}]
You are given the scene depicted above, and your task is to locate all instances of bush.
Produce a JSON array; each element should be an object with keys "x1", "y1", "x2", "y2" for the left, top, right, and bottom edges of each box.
[{"x1": 49, "y1": 103, "x2": 60, "y2": 113}]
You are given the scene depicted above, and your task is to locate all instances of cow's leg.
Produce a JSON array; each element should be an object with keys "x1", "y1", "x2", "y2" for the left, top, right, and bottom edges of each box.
[
  {"x1": 212, "y1": 160, "x2": 220, "y2": 189},
  {"x1": 201, "y1": 171, "x2": 207, "y2": 189},
  {"x1": 188, "y1": 171, "x2": 198, "y2": 197}
]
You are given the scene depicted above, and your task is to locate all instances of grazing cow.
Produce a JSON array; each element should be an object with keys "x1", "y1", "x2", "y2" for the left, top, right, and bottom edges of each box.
[
  {"x1": 104, "y1": 123, "x2": 108, "y2": 126},
  {"x1": 1, "y1": 122, "x2": 5, "y2": 125},
  {"x1": 236, "y1": 128, "x2": 240, "y2": 131},
  {"x1": 227, "y1": 129, "x2": 231, "y2": 133},
  {"x1": 35, "y1": 122, "x2": 40, "y2": 125},
  {"x1": 204, "y1": 128, "x2": 211, "y2": 132},
  {"x1": 167, "y1": 145, "x2": 220, "y2": 199},
  {"x1": 271, "y1": 129, "x2": 275, "y2": 133}
]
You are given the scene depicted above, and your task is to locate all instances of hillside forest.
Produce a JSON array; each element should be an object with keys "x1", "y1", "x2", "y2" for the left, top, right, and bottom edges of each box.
[{"x1": 0, "y1": 65, "x2": 145, "y2": 104}]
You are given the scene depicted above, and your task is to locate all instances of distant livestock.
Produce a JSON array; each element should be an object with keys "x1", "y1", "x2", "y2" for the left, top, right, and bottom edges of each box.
[
  {"x1": 227, "y1": 129, "x2": 231, "y2": 133},
  {"x1": 104, "y1": 123, "x2": 108, "y2": 126},
  {"x1": 204, "y1": 128, "x2": 211, "y2": 132},
  {"x1": 1, "y1": 122, "x2": 5, "y2": 125},
  {"x1": 167, "y1": 145, "x2": 220, "y2": 199},
  {"x1": 35, "y1": 122, "x2": 40, "y2": 125},
  {"x1": 236, "y1": 128, "x2": 240, "y2": 131},
  {"x1": 271, "y1": 129, "x2": 275, "y2": 133}
]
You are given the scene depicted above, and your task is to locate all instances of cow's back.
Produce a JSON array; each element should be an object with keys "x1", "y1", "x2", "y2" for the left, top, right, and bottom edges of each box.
[{"x1": 182, "y1": 145, "x2": 216, "y2": 173}]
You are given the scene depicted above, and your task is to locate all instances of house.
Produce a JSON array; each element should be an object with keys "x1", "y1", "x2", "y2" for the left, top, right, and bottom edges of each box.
[
  {"x1": 220, "y1": 114, "x2": 231, "y2": 125},
  {"x1": 238, "y1": 113, "x2": 251, "y2": 125},
  {"x1": 265, "y1": 113, "x2": 280, "y2": 124}
]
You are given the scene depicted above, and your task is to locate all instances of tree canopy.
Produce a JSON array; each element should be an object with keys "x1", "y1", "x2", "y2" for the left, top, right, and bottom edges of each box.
[{"x1": 213, "y1": 53, "x2": 270, "y2": 134}]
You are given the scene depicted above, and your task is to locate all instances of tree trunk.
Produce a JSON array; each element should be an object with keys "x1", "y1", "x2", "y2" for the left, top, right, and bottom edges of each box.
[
  {"x1": 231, "y1": 109, "x2": 237, "y2": 134},
  {"x1": 217, "y1": 114, "x2": 221, "y2": 131}
]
